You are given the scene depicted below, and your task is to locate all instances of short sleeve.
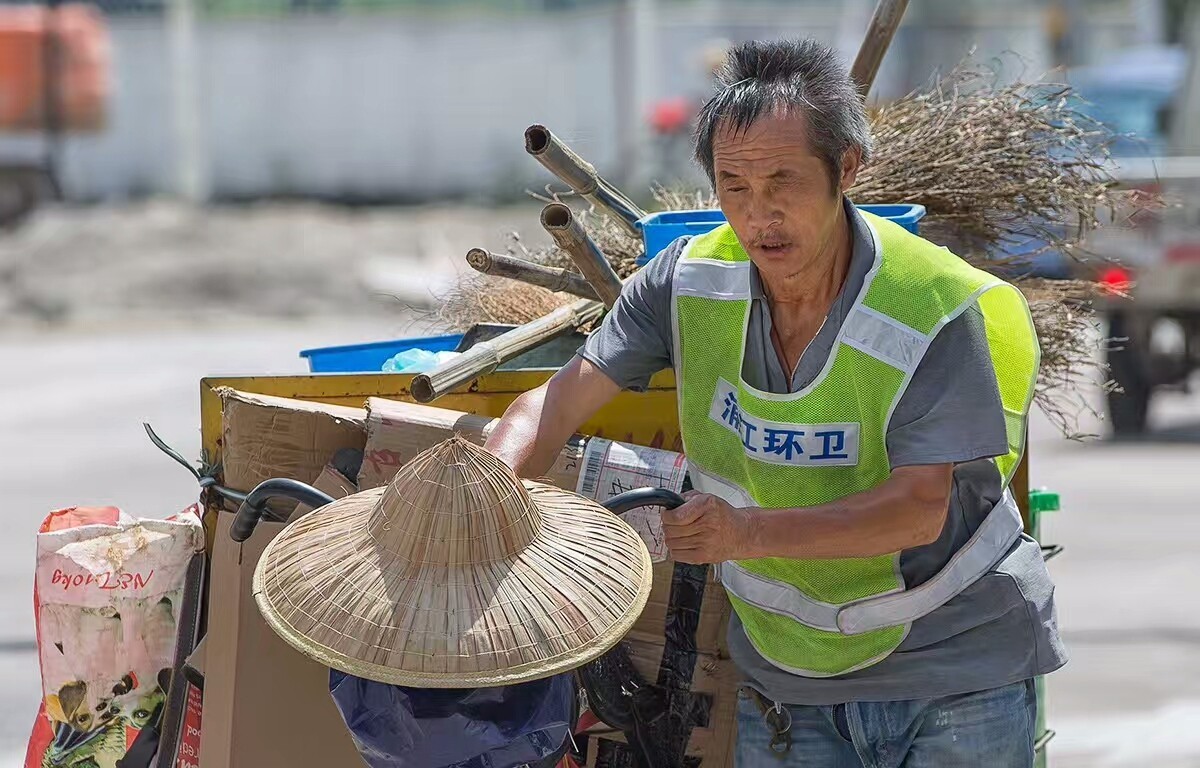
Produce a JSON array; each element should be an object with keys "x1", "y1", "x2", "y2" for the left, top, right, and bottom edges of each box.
[
  {"x1": 576, "y1": 237, "x2": 684, "y2": 392},
  {"x1": 886, "y1": 305, "x2": 1010, "y2": 468}
]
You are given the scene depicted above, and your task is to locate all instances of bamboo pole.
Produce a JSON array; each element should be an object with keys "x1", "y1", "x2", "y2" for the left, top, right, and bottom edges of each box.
[
  {"x1": 850, "y1": 0, "x2": 910, "y2": 95},
  {"x1": 1015, "y1": 435, "x2": 1031, "y2": 535},
  {"x1": 465, "y1": 248, "x2": 599, "y2": 301},
  {"x1": 540, "y1": 203, "x2": 625, "y2": 309},
  {"x1": 524, "y1": 124, "x2": 647, "y2": 238},
  {"x1": 410, "y1": 298, "x2": 604, "y2": 403}
]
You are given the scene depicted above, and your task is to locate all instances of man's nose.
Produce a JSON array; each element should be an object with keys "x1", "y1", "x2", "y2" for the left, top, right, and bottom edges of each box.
[{"x1": 747, "y1": 190, "x2": 784, "y2": 230}]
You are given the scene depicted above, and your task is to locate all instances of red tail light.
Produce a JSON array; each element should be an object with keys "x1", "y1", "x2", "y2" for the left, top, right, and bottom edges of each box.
[{"x1": 1099, "y1": 266, "x2": 1133, "y2": 294}]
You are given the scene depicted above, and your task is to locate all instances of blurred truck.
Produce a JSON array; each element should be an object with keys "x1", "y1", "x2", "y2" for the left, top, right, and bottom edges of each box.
[
  {"x1": 1060, "y1": 41, "x2": 1200, "y2": 436},
  {"x1": 0, "y1": 3, "x2": 109, "y2": 227}
]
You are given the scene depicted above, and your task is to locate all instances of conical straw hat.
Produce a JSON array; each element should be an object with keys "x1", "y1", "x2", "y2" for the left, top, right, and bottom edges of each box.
[{"x1": 253, "y1": 436, "x2": 653, "y2": 688}]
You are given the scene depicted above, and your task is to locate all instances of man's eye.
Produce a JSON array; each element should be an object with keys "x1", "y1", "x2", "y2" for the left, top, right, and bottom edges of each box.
[{"x1": 725, "y1": 186, "x2": 748, "y2": 194}]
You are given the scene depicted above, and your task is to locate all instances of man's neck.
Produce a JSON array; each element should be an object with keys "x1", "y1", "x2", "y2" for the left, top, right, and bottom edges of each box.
[{"x1": 759, "y1": 202, "x2": 853, "y2": 311}]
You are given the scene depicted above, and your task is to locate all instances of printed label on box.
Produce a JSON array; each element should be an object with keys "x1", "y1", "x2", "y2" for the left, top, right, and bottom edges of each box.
[{"x1": 577, "y1": 439, "x2": 687, "y2": 563}]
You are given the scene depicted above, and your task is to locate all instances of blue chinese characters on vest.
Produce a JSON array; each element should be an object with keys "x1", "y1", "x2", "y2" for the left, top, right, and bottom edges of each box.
[{"x1": 707, "y1": 379, "x2": 861, "y2": 467}]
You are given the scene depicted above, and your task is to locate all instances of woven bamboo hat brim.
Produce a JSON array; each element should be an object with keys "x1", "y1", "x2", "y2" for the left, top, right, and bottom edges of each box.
[{"x1": 253, "y1": 436, "x2": 653, "y2": 688}]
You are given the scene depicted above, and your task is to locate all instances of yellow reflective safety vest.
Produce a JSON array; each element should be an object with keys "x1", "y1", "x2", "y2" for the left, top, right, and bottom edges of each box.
[{"x1": 672, "y1": 211, "x2": 1039, "y2": 677}]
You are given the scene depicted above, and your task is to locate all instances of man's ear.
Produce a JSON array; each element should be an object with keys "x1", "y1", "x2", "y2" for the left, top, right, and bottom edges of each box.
[{"x1": 839, "y1": 146, "x2": 862, "y2": 192}]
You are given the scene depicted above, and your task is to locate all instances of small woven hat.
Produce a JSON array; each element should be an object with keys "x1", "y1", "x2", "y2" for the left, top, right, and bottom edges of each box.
[{"x1": 253, "y1": 436, "x2": 653, "y2": 688}]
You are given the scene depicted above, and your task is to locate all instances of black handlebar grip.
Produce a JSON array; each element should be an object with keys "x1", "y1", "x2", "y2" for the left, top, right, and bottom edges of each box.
[
  {"x1": 229, "y1": 478, "x2": 336, "y2": 543},
  {"x1": 601, "y1": 487, "x2": 686, "y2": 516}
]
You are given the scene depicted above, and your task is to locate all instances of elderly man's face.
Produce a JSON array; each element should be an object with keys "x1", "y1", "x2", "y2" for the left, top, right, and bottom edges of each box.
[{"x1": 712, "y1": 110, "x2": 859, "y2": 272}]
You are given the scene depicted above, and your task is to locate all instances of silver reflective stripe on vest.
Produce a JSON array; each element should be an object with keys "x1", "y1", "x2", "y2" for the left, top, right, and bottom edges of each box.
[
  {"x1": 690, "y1": 466, "x2": 754, "y2": 507},
  {"x1": 836, "y1": 489, "x2": 1024, "y2": 634},
  {"x1": 721, "y1": 560, "x2": 843, "y2": 631},
  {"x1": 841, "y1": 306, "x2": 926, "y2": 374},
  {"x1": 701, "y1": 466, "x2": 1025, "y2": 636},
  {"x1": 675, "y1": 259, "x2": 752, "y2": 301}
]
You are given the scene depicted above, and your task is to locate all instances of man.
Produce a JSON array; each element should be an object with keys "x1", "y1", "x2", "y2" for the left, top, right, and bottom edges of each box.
[{"x1": 485, "y1": 38, "x2": 1066, "y2": 767}]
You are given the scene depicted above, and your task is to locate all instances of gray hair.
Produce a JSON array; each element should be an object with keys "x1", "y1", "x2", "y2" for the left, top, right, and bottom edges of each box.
[{"x1": 693, "y1": 39, "x2": 874, "y2": 186}]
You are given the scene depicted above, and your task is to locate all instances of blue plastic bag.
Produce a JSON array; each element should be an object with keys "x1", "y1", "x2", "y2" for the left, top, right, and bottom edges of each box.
[
  {"x1": 381, "y1": 349, "x2": 462, "y2": 373},
  {"x1": 328, "y1": 670, "x2": 576, "y2": 768}
]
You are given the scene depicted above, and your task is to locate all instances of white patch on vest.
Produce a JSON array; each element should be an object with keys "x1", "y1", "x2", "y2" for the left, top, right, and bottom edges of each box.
[
  {"x1": 708, "y1": 379, "x2": 860, "y2": 467},
  {"x1": 841, "y1": 306, "x2": 926, "y2": 373},
  {"x1": 676, "y1": 259, "x2": 752, "y2": 300}
]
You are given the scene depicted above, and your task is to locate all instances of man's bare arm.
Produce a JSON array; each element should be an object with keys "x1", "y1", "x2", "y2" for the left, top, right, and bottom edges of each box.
[
  {"x1": 484, "y1": 355, "x2": 622, "y2": 478},
  {"x1": 745, "y1": 463, "x2": 955, "y2": 558},
  {"x1": 662, "y1": 464, "x2": 955, "y2": 563}
]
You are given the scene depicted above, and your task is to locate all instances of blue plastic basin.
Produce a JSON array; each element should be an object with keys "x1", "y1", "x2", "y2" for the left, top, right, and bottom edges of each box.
[{"x1": 635, "y1": 203, "x2": 926, "y2": 265}]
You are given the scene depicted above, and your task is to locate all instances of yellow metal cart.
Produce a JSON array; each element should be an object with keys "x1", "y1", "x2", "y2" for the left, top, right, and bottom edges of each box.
[{"x1": 194, "y1": 365, "x2": 1057, "y2": 767}]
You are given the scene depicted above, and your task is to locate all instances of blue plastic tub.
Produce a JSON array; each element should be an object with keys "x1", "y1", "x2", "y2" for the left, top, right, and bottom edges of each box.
[
  {"x1": 299, "y1": 323, "x2": 589, "y2": 374},
  {"x1": 857, "y1": 203, "x2": 926, "y2": 233},
  {"x1": 635, "y1": 209, "x2": 729, "y2": 265},
  {"x1": 300, "y1": 334, "x2": 464, "y2": 374},
  {"x1": 635, "y1": 203, "x2": 926, "y2": 265}
]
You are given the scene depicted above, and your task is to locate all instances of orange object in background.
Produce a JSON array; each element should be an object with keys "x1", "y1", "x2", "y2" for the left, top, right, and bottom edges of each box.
[{"x1": 0, "y1": 3, "x2": 109, "y2": 133}]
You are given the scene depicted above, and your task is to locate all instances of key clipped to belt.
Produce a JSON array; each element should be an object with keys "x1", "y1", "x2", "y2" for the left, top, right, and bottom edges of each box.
[{"x1": 745, "y1": 688, "x2": 793, "y2": 756}]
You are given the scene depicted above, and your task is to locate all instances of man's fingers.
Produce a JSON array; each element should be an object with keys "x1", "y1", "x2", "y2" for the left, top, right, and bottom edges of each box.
[
  {"x1": 661, "y1": 494, "x2": 729, "y2": 565},
  {"x1": 661, "y1": 496, "x2": 711, "y2": 525},
  {"x1": 662, "y1": 522, "x2": 706, "y2": 543},
  {"x1": 661, "y1": 512, "x2": 709, "y2": 539}
]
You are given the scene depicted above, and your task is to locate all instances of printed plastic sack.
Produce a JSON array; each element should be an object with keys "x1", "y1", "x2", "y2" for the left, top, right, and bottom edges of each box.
[
  {"x1": 25, "y1": 504, "x2": 205, "y2": 768},
  {"x1": 328, "y1": 670, "x2": 577, "y2": 768}
]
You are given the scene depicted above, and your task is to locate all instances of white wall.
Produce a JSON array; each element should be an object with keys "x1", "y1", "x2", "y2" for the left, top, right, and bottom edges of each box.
[
  {"x1": 0, "y1": 2, "x2": 1140, "y2": 202},
  {"x1": 39, "y1": 8, "x2": 627, "y2": 201}
]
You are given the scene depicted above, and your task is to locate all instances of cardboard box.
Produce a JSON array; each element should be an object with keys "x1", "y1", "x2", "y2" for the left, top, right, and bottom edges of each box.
[
  {"x1": 358, "y1": 397, "x2": 583, "y2": 490},
  {"x1": 583, "y1": 638, "x2": 739, "y2": 768},
  {"x1": 217, "y1": 388, "x2": 367, "y2": 517},
  {"x1": 198, "y1": 510, "x2": 363, "y2": 768},
  {"x1": 287, "y1": 462, "x2": 359, "y2": 521}
]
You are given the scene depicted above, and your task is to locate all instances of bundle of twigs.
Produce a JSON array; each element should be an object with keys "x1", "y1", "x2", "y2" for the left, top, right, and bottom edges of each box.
[
  {"x1": 854, "y1": 58, "x2": 1123, "y2": 263},
  {"x1": 433, "y1": 58, "x2": 1144, "y2": 437},
  {"x1": 1021, "y1": 278, "x2": 1115, "y2": 438}
]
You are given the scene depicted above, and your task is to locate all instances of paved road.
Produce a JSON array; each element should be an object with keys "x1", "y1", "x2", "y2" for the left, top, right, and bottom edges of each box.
[
  {"x1": 2, "y1": 324, "x2": 1199, "y2": 766},
  {"x1": 0, "y1": 321, "x2": 392, "y2": 764}
]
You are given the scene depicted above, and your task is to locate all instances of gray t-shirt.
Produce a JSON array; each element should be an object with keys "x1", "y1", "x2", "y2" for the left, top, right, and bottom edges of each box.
[{"x1": 578, "y1": 200, "x2": 1067, "y2": 705}]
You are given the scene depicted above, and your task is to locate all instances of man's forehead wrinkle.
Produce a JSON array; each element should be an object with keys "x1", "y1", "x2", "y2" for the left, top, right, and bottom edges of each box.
[
  {"x1": 714, "y1": 115, "x2": 811, "y2": 162},
  {"x1": 714, "y1": 144, "x2": 798, "y2": 165}
]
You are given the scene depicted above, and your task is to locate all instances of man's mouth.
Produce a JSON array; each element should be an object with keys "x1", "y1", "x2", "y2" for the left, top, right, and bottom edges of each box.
[{"x1": 757, "y1": 241, "x2": 792, "y2": 254}]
